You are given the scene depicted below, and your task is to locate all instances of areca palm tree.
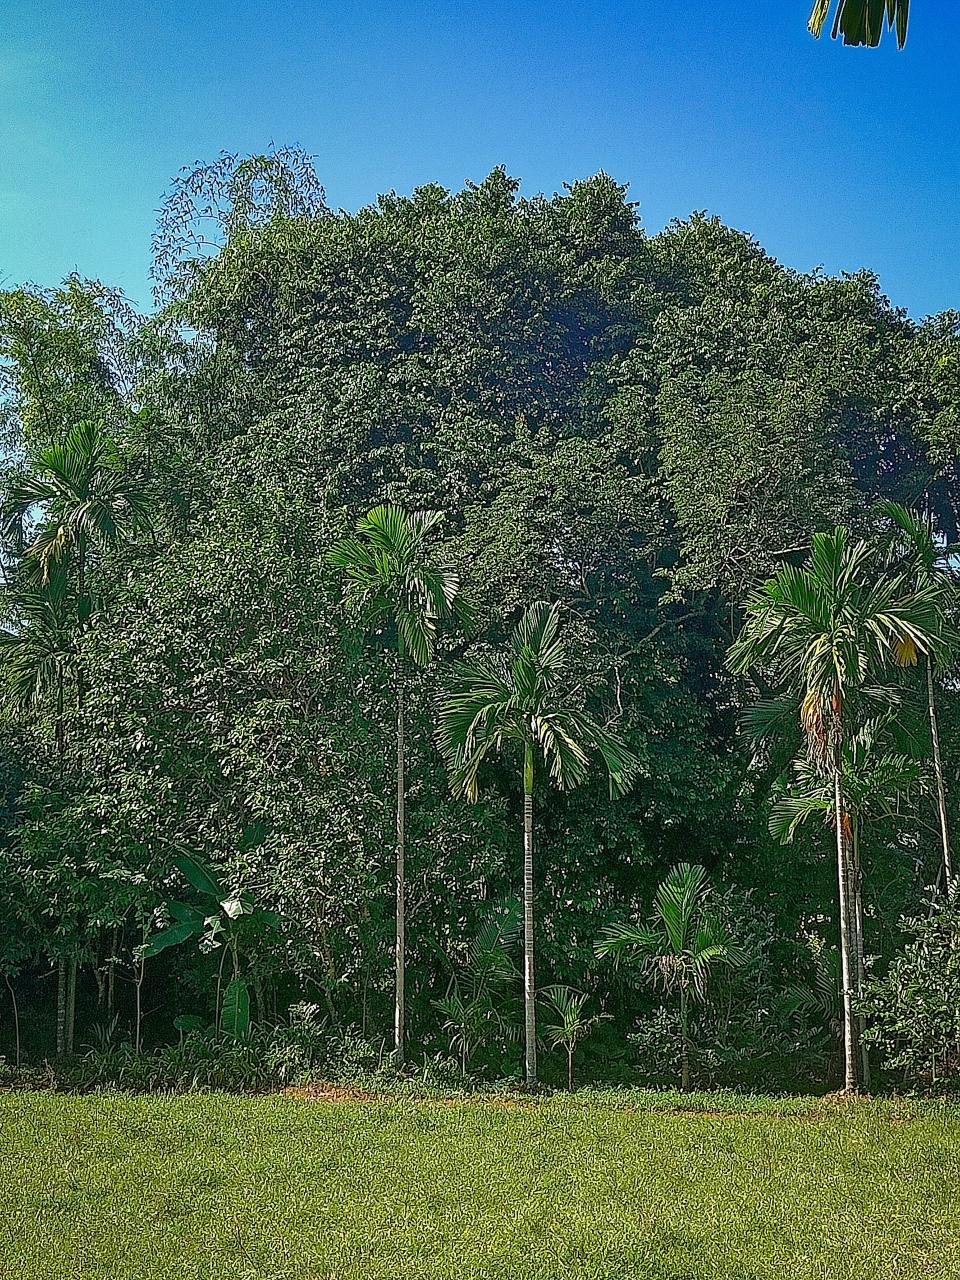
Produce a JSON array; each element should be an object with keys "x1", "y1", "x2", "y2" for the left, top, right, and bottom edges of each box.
[
  {"x1": 6, "y1": 419, "x2": 151, "y2": 615},
  {"x1": 771, "y1": 729, "x2": 922, "y2": 1087},
  {"x1": 597, "y1": 863, "x2": 744, "y2": 1091},
  {"x1": 728, "y1": 526, "x2": 942, "y2": 1091},
  {"x1": 540, "y1": 985, "x2": 610, "y2": 1091},
  {"x1": 2, "y1": 420, "x2": 149, "y2": 1059},
  {"x1": 436, "y1": 600, "x2": 637, "y2": 1085},
  {"x1": 809, "y1": 0, "x2": 909, "y2": 48},
  {"x1": 328, "y1": 504, "x2": 463, "y2": 1062},
  {"x1": 0, "y1": 567, "x2": 76, "y2": 1058},
  {"x1": 879, "y1": 500, "x2": 956, "y2": 884}
]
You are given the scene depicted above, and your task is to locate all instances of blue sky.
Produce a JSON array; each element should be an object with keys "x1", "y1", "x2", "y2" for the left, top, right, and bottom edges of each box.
[{"x1": 2, "y1": 1, "x2": 959, "y2": 317}]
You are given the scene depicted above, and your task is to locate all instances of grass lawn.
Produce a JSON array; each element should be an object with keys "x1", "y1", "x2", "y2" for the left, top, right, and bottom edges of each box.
[{"x1": 1, "y1": 1090, "x2": 959, "y2": 1279}]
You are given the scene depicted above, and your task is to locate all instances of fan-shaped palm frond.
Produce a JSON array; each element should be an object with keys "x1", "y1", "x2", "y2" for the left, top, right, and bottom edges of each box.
[
  {"x1": 730, "y1": 526, "x2": 943, "y2": 762},
  {"x1": 437, "y1": 601, "x2": 639, "y2": 801},
  {"x1": 0, "y1": 572, "x2": 73, "y2": 711}
]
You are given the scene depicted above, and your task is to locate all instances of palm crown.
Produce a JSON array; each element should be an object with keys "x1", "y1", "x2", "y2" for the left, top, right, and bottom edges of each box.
[
  {"x1": 436, "y1": 600, "x2": 638, "y2": 801},
  {"x1": 6, "y1": 419, "x2": 151, "y2": 587},
  {"x1": 728, "y1": 527, "x2": 943, "y2": 759},
  {"x1": 769, "y1": 728, "x2": 922, "y2": 846},
  {"x1": 327, "y1": 504, "x2": 463, "y2": 667},
  {"x1": 597, "y1": 862, "x2": 743, "y2": 1003}
]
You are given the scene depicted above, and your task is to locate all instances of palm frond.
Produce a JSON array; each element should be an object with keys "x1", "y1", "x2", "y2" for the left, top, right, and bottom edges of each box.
[
  {"x1": 809, "y1": 0, "x2": 908, "y2": 48},
  {"x1": 328, "y1": 503, "x2": 463, "y2": 667}
]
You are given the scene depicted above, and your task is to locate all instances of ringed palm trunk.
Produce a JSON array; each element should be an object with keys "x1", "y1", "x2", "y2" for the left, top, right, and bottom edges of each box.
[
  {"x1": 394, "y1": 673, "x2": 406, "y2": 1063},
  {"x1": 522, "y1": 742, "x2": 537, "y2": 1086},
  {"x1": 65, "y1": 951, "x2": 77, "y2": 1058},
  {"x1": 833, "y1": 753, "x2": 862, "y2": 1092},
  {"x1": 56, "y1": 956, "x2": 67, "y2": 1058},
  {"x1": 849, "y1": 817, "x2": 870, "y2": 1090},
  {"x1": 927, "y1": 659, "x2": 953, "y2": 885}
]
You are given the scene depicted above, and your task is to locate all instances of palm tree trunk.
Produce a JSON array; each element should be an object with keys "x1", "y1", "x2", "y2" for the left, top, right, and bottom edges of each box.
[
  {"x1": 833, "y1": 758, "x2": 862, "y2": 1093},
  {"x1": 680, "y1": 989, "x2": 691, "y2": 1091},
  {"x1": 522, "y1": 742, "x2": 537, "y2": 1086},
  {"x1": 927, "y1": 658, "x2": 953, "y2": 885},
  {"x1": 850, "y1": 818, "x2": 870, "y2": 1090},
  {"x1": 56, "y1": 956, "x2": 67, "y2": 1058},
  {"x1": 567, "y1": 1047, "x2": 574, "y2": 1092},
  {"x1": 395, "y1": 675, "x2": 406, "y2": 1064},
  {"x1": 65, "y1": 951, "x2": 77, "y2": 1058},
  {"x1": 5, "y1": 974, "x2": 20, "y2": 1069},
  {"x1": 134, "y1": 947, "x2": 145, "y2": 1055}
]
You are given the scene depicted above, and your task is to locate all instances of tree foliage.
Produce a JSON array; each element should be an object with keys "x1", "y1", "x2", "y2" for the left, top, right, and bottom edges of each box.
[{"x1": 0, "y1": 151, "x2": 958, "y2": 1090}]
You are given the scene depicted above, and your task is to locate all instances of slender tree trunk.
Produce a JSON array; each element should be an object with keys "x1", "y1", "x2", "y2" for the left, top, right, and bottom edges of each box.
[
  {"x1": 567, "y1": 1047, "x2": 574, "y2": 1093},
  {"x1": 680, "y1": 989, "x2": 691, "y2": 1091},
  {"x1": 55, "y1": 664, "x2": 65, "y2": 761},
  {"x1": 395, "y1": 675, "x2": 406, "y2": 1064},
  {"x1": 134, "y1": 948, "x2": 145, "y2": 1055},
  {"x1": 65, "y1": 951, "x2": 77, "y2": 1058},
  {"x1": 56, "y1": 957, "x2": 67, "y2": 1058},
  {"x1": 850, "y1": 818, "x2": 870, "y2": 1091},
  {"x1": 214, "y1": 943, "x2": 228, "y2": 1036},
  {"x1": 76, "y1": 536, "x2": 87, "y2": 712},
  {"x1": 107, "y1": 926, "x2": 117, "y2": 1013},
  {"x1": 5, "y1": 975, "x2": 20, "y2": 1068},
  {"x1": 927, "y1": 659, "x2": 953, "y2": 885},
  {"x1": 522, "y1": 743, "x2": 537, "y2": 1086},
  {"x1": 833, "y1": 757, "x2": 862, "y2": 1093}
]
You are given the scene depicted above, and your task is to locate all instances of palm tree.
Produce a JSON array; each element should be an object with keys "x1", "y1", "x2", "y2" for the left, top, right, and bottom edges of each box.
[
  {"x1": 771, "y1": 729, "x2": 922, "y2": 1087},
  {"x1": 328, "y1": 504, "x2": 463, "y2": 1062},
  {"x1": 1, "y1": 419, "x2": 150, "y2": 1057},
  {"x1": 433, "y1": 900, "x2": 521, "y2": 1076},
  {"x1": 879, "y1": 501, "x2": 956, "y2": 885},
  {"x1": 540, "y1": 985, "x2": 610, "y2": 1091},
  {"x1": 809, "y1": 0, "x2": 909, "y2": 48},
  {"x1": 6, "y1": 419, "x2": 152, "y2": 618},
  {"x1": 436, "y1": 600, "x2": 637, "y2": 1085},
  {"x1": 728, "y1": 526, "x2": 942, "y2": 1091},
  {"x1": 0, "y1": 566, "x2": 75, "y2": 1056},
  {"x1": 0, "y1": 568, "x2": 73, "y2": 758},
  {"x1": 597, "y1": 863, "x2": 743, "y2": 1091}
]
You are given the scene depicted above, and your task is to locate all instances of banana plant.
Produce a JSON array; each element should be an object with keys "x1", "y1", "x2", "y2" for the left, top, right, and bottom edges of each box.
[{"x1": 142, "y1": 852, "x2": 278, "y2": 1039}]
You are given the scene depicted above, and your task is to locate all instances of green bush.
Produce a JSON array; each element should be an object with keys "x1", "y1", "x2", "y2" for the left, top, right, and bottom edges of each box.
[{"x1": 861, "y1": 891, "x2": 960, "y2": 1090}]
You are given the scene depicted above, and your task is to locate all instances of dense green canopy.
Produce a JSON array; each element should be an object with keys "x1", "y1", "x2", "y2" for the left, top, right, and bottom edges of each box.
[{"x1": 1, "y1": 152, "x2": 958, "y2": 1090}]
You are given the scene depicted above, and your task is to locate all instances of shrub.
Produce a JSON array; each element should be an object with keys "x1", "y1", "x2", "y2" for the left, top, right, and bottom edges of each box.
[{"x1": 861, "y1": 891, "x2": 960, "y2": 1090}]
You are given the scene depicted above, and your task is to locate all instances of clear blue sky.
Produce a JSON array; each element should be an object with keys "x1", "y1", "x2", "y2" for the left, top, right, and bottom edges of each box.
[{"x1": 3, "y1": 1, "x2": 959, "y2": 317}]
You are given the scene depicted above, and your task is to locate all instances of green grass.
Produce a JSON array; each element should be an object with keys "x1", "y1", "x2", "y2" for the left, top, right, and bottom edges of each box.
[{"x1": 1, "y1": 1090, "x2": 959, "y2": 1279}]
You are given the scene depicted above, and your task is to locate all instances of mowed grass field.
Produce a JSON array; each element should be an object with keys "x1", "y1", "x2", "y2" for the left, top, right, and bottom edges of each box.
[{"x1": 1, "y1": 1091, "x2": 959, "y2": 1280}]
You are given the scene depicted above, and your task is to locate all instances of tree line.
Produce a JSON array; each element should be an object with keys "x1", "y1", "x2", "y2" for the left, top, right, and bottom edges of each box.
[{"x1": 1, "y1": 152, "x2": 959, "y2": 1093}]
